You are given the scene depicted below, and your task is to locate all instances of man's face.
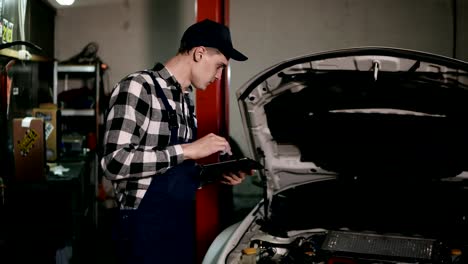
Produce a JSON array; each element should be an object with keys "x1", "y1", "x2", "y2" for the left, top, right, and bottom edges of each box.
[{"x1": 191, "y1": 47, "x2": 228, "y2": 90}]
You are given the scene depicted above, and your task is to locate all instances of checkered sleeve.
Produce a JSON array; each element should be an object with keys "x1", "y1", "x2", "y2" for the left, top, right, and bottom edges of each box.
[{"x1": 100, "y1": 74, "x2": 184, "y2": 181}]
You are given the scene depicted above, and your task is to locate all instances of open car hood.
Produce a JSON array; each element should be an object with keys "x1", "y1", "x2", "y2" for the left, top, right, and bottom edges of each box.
[{"x1": 237, "y1": 47, "x2": 468, "y2": 192}]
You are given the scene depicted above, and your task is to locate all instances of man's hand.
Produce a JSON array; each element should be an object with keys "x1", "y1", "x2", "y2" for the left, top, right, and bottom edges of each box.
[
  {"x1": 220, "y1": 170, "x2": 254, "y2": 186},
  {"x1": 182, "y1": 133, "x2": 232, "y2": 160}
]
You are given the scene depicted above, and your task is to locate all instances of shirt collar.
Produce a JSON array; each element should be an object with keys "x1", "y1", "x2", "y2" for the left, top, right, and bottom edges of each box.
[{"x1": 152, "y1": 62, "x2": 193, "y2": 93}]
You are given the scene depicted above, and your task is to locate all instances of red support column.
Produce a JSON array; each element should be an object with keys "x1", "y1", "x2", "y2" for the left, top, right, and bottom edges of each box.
[{"x1": 195, "y1": 0, "x2": 230, "y2": 263}]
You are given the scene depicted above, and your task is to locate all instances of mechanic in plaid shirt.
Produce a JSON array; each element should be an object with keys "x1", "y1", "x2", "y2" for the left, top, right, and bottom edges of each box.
[{"x1": 101, "y1": 19, "x2": 249, "y2": 264}]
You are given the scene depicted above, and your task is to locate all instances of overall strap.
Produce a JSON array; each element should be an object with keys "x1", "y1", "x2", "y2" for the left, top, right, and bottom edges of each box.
[
  {"x1": 185, "y1": 95, "x2": 197, "y2": 141},
  {"x1": 145, "y1": 70, "x2": 179, "y2": 145}
]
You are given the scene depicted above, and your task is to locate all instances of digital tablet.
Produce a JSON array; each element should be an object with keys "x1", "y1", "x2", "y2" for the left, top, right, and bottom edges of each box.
[{"x1": 198, "y1": 157, "x2": 263, "y2": 184}]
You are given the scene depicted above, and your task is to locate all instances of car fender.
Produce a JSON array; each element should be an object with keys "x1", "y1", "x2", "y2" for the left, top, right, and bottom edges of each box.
[{"x1": 202, "y1": 222, "x2": 241, "y2": 264}]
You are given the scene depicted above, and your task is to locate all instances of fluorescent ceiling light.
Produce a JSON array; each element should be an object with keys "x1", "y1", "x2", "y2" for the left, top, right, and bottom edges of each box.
[{"x1": 56, "y1": 0, "x2": 75, "y2": 5}]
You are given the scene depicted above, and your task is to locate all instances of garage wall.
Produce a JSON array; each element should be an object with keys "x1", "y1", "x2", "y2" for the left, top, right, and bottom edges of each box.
[
  {"x1": 54, "y1": 0, "x2": 195, "y2": 94},
  {"x1": 457, "y1": 0, "x2": 468, "y2": 61},
  {"x1": 229, "y1": 0, "x2": 466, "y2": 158}
]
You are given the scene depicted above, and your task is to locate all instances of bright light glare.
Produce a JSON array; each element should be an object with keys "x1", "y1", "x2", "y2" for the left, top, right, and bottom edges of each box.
[{"x1": 56, "y1": 0, "x2": 75, "y2": 5}]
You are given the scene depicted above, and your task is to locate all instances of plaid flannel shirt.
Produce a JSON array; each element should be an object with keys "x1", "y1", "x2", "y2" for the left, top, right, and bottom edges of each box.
[{"x1": 101, "y1": 63, "x2": 196, "y2": 209}]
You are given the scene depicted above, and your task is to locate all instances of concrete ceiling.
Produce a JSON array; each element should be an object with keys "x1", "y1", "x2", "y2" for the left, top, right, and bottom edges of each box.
[{"x1": 46, "y1": 0, "x2": 123, "y2": 9}]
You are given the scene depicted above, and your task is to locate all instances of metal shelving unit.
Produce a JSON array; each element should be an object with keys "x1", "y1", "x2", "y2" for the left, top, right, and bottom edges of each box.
[
  {"x1": 53, "y1": 61, "x2": 101, "y2": 144},
  {"x1": 53, "y1": 61, "x2": 101, "y2": 228}
]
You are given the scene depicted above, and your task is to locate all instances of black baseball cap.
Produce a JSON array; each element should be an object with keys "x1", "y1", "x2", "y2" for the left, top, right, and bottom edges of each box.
[{"x1": 181, "y1": 19, "x2": 248, "y2": 61}]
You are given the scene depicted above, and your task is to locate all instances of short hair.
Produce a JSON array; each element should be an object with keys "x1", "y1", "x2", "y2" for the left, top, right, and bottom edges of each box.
[{"x1": 178, "y1": 40, "x2": 192, "y2": 54}]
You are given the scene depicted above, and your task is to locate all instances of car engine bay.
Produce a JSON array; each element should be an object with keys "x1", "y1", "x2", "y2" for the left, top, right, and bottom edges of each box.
[
  {"x1": 243, "y1": 229, "x2": 458, "y2": 264},
  {"x1": 227, "y1": 178, "x2": 468, "y2": 264}
]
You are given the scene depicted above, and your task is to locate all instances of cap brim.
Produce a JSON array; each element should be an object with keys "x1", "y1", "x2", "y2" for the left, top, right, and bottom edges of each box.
[{"x1": 229, "y1": 48, "x2": 248, "y2": 61}]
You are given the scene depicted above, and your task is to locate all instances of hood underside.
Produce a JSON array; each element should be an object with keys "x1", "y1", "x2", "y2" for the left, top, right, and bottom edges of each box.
[{"x1": 237, "y1": 47, "x2": 468, "y2": 191}]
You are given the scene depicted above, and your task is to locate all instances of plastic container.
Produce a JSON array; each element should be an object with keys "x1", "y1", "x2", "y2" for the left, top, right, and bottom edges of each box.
[{"x1": 241, "y1": 247, "x2": 257, "y2": 264}]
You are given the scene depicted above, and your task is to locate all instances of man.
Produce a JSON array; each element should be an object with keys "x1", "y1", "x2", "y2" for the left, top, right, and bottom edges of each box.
[{"x1": 100, "y1": 19, "x2": 249, "y2": 264}]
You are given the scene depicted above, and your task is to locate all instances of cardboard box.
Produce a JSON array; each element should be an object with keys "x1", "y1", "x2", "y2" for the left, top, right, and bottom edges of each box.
[
  {"x1": 13, "y1": 117, "x2": 46, "y2": 181},
  {"x1": 33, "y1": 106, "x2": 60, "y2": 161}
]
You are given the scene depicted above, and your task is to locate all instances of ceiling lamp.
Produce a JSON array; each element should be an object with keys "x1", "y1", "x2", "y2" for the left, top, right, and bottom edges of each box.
[{"x1": 55, "y1": 0, "x2": 75, "y2": 5}]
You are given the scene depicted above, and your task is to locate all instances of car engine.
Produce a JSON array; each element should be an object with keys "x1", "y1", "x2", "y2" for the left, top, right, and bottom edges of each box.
[
  {"x1": 226, "y1": 177, "x2": 468, "y2": 264},
  {"x1": 237, "y1": 228, "x2": 463, "y2": 264}
]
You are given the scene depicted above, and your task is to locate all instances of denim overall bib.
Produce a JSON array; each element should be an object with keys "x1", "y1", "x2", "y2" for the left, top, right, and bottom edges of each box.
[{"x1": 115, "y1": 72, "x2": 199, "y2": 264}]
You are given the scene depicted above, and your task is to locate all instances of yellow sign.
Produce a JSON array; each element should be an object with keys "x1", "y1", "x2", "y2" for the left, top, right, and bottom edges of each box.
[{"x1": 17, "y1": 129, "x2": 38, "y2": 156}]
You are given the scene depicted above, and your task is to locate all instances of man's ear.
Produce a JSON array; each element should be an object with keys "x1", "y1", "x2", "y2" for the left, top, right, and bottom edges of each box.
[{"x1": 193, "y1": 46, "x2": 206, "y2": 62}]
